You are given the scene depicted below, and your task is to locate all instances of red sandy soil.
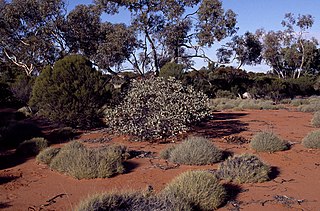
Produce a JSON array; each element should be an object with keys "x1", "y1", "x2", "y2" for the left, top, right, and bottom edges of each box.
[{"x1": 0, "y1": 109, "x2": 319, "y2": 211}]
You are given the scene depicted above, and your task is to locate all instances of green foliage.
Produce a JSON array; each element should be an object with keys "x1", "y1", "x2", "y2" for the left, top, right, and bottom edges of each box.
[
  {"x1": 105, "y1": 77, "x2": 210, "y2": 141},
  {"x1": 250, "y1": 131, "x2": 288, "y2": 152},
  {"x1": 215, "y1": 90, "x2": 236, "y2": 99},
  {"x1": 76, "y1": 191, "x2": 185, "y2": 211},
  {"x1": 162, "y1": 170, "x2": 226, "y2": 210},
  {"x1": 311, "y1": 112, "x2": 320, "y2": 128},
  {"x1": 47, "y1": 141, "x2": 126, "y2": 179},
  {"x1": 210, "y1": 98, "x2": 284, "y2": 111},
  {"x1": 16, "y1": 137, "x2": 48, "y2": 156},
  {"x1": 36, "y1": 147, "x2": 61, "y2": 165},
  {"x1": 160, "y1": 62, "x2": 184, "y2": 79},
  {"x1": 30, "y1": 55, "x2": 109, "y2": 128},
  {"x1": 161, "y1": 136, "x2": 223, "y2": 165},
  {"x1": 296, "y1": 97, "x2": 320, "y2": 112},
  {"x1": 302, "y1": 130, "x2": 320, "y2": 149},
  {"x1": 217, "y1": 154, "x2": 271, "y2": 183}
]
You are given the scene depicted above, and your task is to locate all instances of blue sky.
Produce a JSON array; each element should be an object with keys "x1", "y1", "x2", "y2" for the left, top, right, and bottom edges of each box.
[{"x1": 66, "y1": 0, "x2": 320, "y2": 72}]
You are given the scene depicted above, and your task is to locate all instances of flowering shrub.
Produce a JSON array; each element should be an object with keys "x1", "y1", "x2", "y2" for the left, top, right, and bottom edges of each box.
[{"x1": 104, "y1": 77, "x2": 210, "y2": 141}]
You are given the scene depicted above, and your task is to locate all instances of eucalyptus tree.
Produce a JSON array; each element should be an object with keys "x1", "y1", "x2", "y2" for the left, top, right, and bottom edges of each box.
[
  {"x1": 0, "y1": 0, "x2": 67, "y2": 76},
  {"x1": 216, "y1": 31, "x2": 262, "y2": 69},
  {"x1": 95, "y1": 0, "x2": 238, "y2": 75},
  {"x1": 260, "y1": 13, "x2": 318, "y2": 78}
]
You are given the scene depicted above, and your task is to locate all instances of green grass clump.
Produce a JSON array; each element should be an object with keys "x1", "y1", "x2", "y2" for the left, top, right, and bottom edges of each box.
[
  {"x1": 295, "y1": 97, "x2": 320, "y2": 112},
  {"x1": 160, "y1": 136, "x2": 223, "y2": 165},
  {"x1": 36, "y1": 147, "x2": 61, "y2": 165},
  {"x1": 16, "y1": 137, "x2": 48, "y2": 156},
  {"x1": 250, "y1": 131, "x2": 288, "y2": 152},
  {"x1": 162, "y1": 170, "x2": 226, "y2": 210},
  {"x1": 302, "y1": 130, "x2": 320, "y2": 149},
  {"x1": 210, "y1": 98, "x2": 283, "y2": 111},
  {"x1": 42, "y1": 141, "x2": 126, "y2": 179},
  {"x1": 311, "y1": 112, "x2": 320, "y2": 128},
  {"x1": 76, "y1": 191, "x2": 185, "y2": 211},
  {"x1": 217, "y1": 154, "x2": 271, "y2": 184}
]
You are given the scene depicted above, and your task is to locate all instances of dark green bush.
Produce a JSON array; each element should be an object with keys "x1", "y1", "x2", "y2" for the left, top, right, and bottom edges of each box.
[
  {"x1": 30, "y1": 55, "x2": 109, "y2": 128},
  {"x1": 159, "y1": 62, "x2": 184, "y2": 79},
  {"x1": 104, "y1": 77, "x2": 210, "y2": 141},
  {"x1": 47, "y1": 141, "x2": 126, "y2": 179},
  {"x1": 161, "y1": 136, "x2": 223, "y2": 165},
  {"x1": 162, "y1": 170, "x2": 226, "y2": 210},
  {"x1": 76, "y1": 191, "x2": 186, "y2": 211},
  {"x1": 217, "y1": 154, "x2": 271, "y2": 183},
  {"x1": 302, "y1": 130, "x2": 320, "y2": 149},
  {"x1": 250, "y1": 131, "x2": 288, "y2": 152},
  {"x1": 16, "y1": 137, "x2": 48, "y2": 156}
]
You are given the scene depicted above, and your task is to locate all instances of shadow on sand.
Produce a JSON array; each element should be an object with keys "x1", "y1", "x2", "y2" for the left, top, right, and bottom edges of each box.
[{"x1": 191, "y1": 112, "x2": 249, "y2": 138}]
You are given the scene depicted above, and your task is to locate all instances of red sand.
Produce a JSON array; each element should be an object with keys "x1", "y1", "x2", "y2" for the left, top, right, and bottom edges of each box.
[{"x1": 1, "y1": 109, "x2": 319, "y2": 210}]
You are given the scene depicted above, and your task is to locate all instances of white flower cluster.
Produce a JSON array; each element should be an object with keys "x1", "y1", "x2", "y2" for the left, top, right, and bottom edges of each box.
[{"x1": 104, "y1": 77, "x2": 210, "y2": 141}]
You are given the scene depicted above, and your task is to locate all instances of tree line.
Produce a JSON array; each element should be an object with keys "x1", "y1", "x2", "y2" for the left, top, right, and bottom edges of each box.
[{"x1": 1, "y1": 0, "x2": 318, "y2": 78}]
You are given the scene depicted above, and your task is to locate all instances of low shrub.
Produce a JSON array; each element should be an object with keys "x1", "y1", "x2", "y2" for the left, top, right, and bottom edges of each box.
[
  {"x1": 217, "y1": 154, "x2": 271, "y2": 183},
  {"x1": 311, "y1": 112, "x2": 320, "y2": 128},
  {"x1": 161, "y1": 136, "x2": 223, "y2": 165},
  {"x1": 16, "y1": 137, "x2": 48, "y2": 156},
  {"x1": 47, "y1": 141, "x2": 126, "y2": 179},
  {"x1": 104, "y1": 77, "x2": 210, "y2": 141},
  {"x1": 302, "y1": 130, "x2": 320, "y2": 149},
  {"x1": 36, "y1": 147, "x2": 61, "y2": 165},
  {"x1": 76, "y1": 191, "x2": 185, "y2": 211},
  {"x1": 295, "y1": 97, "x2": 320, "y2": 112},
  {"x1": 162, "y1": 170, "x2": 226, "y2": 210},
  {"x1": 159, "y1": 145, "x2": 176, "y2": 160},
  {"x1": 250, "y1": 131, "x2": 288, "y2": 152},
  {"x1": 210, "y1": 98, "x2": 283, "y2": 111}
]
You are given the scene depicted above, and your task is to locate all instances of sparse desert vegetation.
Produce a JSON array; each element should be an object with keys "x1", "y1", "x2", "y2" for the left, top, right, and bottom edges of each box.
[
  {"x1": 38, "y1": 141, "x2": 126, "y2": 179},
  {"x1": 217, "y1": 154, "x2": 271, "y2": 184},
  {"x1": 250, "y1": 131, "x2": 289, "y2": 152},
  {"x1": 302, "y1": 130, "x2": 320, "y2": 149},
  {"x1": 162, "y1": 171, "x2": 226, "y2": 210},
  {"x1": 160, "y1": 136, "x2": 223, "y2": 165}
]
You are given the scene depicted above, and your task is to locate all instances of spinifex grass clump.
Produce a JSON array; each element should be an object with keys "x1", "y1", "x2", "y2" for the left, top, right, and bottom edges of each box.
[
  {"x1": 250, "y1": 131, "x2": 288, "y2": 152},
  {"x1": 217, "y1": 154, "x2": 271, "y2": 184},
  {"x1": 302, "y1": 130, "x2": 320, "y2": 149},
  {"x1": 37, "y1": 141, "x2": 126, "y2": 179},
  {"x1": 162, "y1": 170, "x2": 226, "y2": 210},
  {"x1": 311, "y1": 112, "x2": 320, "y2": 128},
  {"x1": 76, "y1": 191, "x2": 184, "y2": 211},
  {"x1": 160, "y1": 136, "x2": 223, "y2": 165},
  {"x1": 104, "y1": 77, "x2": 210, "y2": 141},
  {"x1": 16, "y1": 137, "x2": 48, "y2": 156},
  {"x1": 36, "y1": 147, "x2": 61, "y2": 165}
]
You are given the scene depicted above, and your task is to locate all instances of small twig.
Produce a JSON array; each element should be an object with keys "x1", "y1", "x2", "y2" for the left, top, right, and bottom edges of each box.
[
  {"x1": 273, "y1": 178, "x2": 295, "y2": 184},
  {"x1": 149, "y1": 159, "x2": 179, "y2": 170}
]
